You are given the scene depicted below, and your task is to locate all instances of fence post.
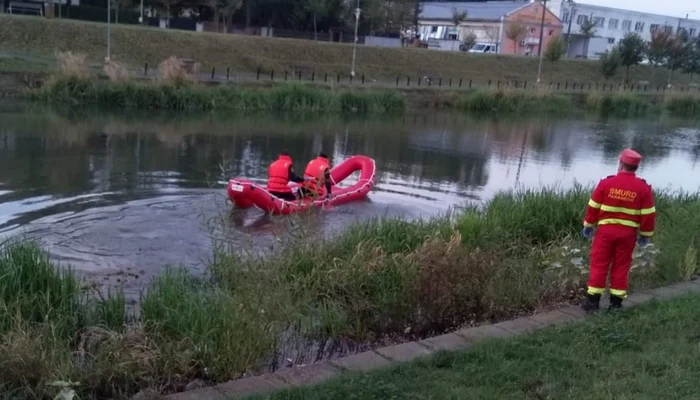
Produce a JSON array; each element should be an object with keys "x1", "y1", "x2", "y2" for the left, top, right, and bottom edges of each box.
[
  {"x1": 449, "y1": 78, "x2": 452, "y2": 87},
  {"x1": 285, "y1": 70, "x2": 288, "y2": 81},
  {"x1": 211, "y1": 67, "x2": 215, "y2": 80},
  {"x1": 337, "y1": 73, "x2": 340, "y2": 83},
  {"x1": 439, "y1": 77, "x2": 442, "y2": 87},
  {"x1": 469, "y1": 79, "x2": 472, "y2": 88},
  {"x1": 407, "y1": 76, "x2": 410, "y2": 87},
  {"x1": 549, "y1": 82, "x2": 552, "y2": 90},
  {"x1": 572, "y1": 82, "x2": 576, "y2": 90},
  {"x1": 361, "y1": 74, "x2": 365, "y2": 84},
  {"x1": 565, "y1": 81, "x2": 568, "y2": 90},
  {"x1": 350, "y1": 74, "x2": 353, "y2": 83},
  {"x1": 144, "y1": 62, "x2": 148, "y2": 76},
  {"x1": 524, "y1": 81, "x2": 527, "y2": 89},
  {"x1": 270, "y1": 70, "x2": 274, "y2": 81},
  {"x1": 557, "y1": 82, "x2": 560, "y2": 90},
  {"x1": 312, "y1": 71, "x2": 315, "y2": 81},
  {"x1": 644, "y1": 85, "x2": 647, "y2": 91},
  {"x1": 256, "y1": 68, "x2": 260, "y2": 80},
  {"x1": 397, "y1": 76, "x2": 400, "y2": 86},
  {"x1": 459, "y1": 78, "x2": 463, "y2": 88},
  {"x1": 488, "y1": 79, "x2": 491, "y2": 87},
  {"x1": 418, "y1": 77, "x2": 422, "y2": 86},
  {"x1": 515, "y1": 80, "x2": 519, "y2": 89},
  {"x1": 227, "y1": 67, "x2": 230, "y2": 80},
  {"x1": 298, "y1": 71, "x2": 302, "y2": 81},
  {"x1": 325, "y1": 73, "x2": 328, "y2": 82},
  {"x1": 428, "y1": 77, "x2": 432, "y2": 87},
  {"x1": 497, "y1": 80, "x2": 500, "y2": 88}
]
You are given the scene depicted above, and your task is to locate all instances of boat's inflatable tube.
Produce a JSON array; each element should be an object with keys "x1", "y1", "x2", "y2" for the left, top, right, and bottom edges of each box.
[{"x1": 227, "y1": 155, "x2": 375, "y2": 215}]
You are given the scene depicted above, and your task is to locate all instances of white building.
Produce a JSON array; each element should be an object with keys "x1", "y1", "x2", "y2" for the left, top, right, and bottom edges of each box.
[{"x1": 547, "y1": 1, "x2": 700, "y2": 59}]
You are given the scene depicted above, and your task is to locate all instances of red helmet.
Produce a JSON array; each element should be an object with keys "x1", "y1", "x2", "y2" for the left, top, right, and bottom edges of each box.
[{"x1": 619, "y1": 148, "x2": 642, "y2": 166}]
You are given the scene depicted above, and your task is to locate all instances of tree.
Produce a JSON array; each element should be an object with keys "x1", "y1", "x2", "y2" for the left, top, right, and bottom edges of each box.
[
  {"x1": 665, "y1": 34, "x2": 687, "y2": 80},
  {"x1": 306, "y1": 0, "x2": 329, "y2": 40},
  {"x1": 462, "y1": 31, "x2": 477, "y2": 51},
  {"x1": 505, "y1": 21, "x2": 527, "y2": 55},
  {"x1": 617, "y1": 33, "x2": 646, "y2": 84},
  {"x1": 647, "y1": 30, "x2": 672, "y2": 66},
  {"x1": 599, "y1": 47, "x2": 621, "y2": 80},
  {"x1": 682, "y1": 38, "x2": 700, "y2": 78},
  {"x1": 544, "y1": 35, "x2": 565, "y2": 79},
  {"x1": 450, "y1": 7, "x2": 467, "y2": 51},
  {"x1": 578, "y1": 16, "x2": 596, "y2": 58}
]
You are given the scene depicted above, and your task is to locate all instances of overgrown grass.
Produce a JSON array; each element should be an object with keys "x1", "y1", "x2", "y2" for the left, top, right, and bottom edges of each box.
[
  {"x1": 254, "y1": 292, "x2": 700, "y2": 400},
  {"x1": 2, "y1": 187, "x2": 700, "y2": 397},
  {"x1": 29, "y1": 77, "x2": 405, "y2": 114},
  {"x1": 456, "y1": 90, "x2": 573, "y2": 114}
]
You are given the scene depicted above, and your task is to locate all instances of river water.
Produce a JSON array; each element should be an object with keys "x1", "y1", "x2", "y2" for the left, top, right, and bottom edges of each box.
[{"x1": 1, "y1": 103, "x2": 699, "y2": 295}]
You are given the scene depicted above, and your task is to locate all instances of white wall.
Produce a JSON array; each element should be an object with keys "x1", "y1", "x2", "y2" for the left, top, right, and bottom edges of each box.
[
  {"x1": 364, "y1": 36, "x2": 402, "y2": 48},
  {"x1": 552, "y1": 2, "x2": 700, "y2": 58}
]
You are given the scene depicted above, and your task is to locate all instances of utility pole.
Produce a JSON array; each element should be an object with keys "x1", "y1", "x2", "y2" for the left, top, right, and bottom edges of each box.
[
  {"x1": 536, "y1": 0, "x2": 547, "y2": 85},
  {"x1": 565, "y1": 5, "x2": 576, "y2": 56},
  {"x1": 106, "y1": 0, "x2": 111, "y2": 62},
  {"x1": 537, "y1": 0, "x2": 547, "y2": 57},
  {"x1": 351, "y1": 0, "x2": 361, "y2": 77}
]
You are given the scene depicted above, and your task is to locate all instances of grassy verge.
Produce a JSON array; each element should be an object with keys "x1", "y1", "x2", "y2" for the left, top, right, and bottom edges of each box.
[
  {"x1": 254, "y1": 292, "x2": 700, "y2": 400},
  {"x1": 29, "y1": 77, "x2": 405, "y2": 114},
  {"x1": 2, "y1": 14, "x2": 700, "y2": 88},
  {"x1": 2, "y1": 187, "x2": 700, "y2": 397},
  {"x1": 28, "y1": 76, "x2": 700, "y2": 117}
]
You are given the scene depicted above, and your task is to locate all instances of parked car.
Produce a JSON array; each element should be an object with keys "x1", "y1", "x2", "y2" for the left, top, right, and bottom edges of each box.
[{"x1": 467, "y1": 43, "x2": 497, "y2": 54}]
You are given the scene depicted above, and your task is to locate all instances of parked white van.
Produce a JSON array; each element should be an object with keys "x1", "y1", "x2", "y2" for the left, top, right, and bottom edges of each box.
[{"x1": 467, "y1": 43, "x2": 497, "y2": 54}]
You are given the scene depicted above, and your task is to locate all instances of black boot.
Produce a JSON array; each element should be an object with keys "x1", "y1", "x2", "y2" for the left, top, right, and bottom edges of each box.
[
  {"x1": 582, "y1": 293, "x2": 601, "y2": 312},
  {"x1": 609, "y1": 295, "x2": 624, "y2": 311}
]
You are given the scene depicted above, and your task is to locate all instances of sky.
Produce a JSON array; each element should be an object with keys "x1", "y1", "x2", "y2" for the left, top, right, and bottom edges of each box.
[{"x1": 578, "y1": 0, "x2": 697, "y2": 19}]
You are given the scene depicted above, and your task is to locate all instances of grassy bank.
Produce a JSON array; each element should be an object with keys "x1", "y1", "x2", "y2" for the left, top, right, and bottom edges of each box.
[
  {"x1": 3, "y1": 187, "x2": 700, "y2": 397},
  {"x1": 30, "y1": 77, "x2": 405, "y2": 113},
  {"x1": 256, "y1": 292, "x2": 700, "y2": 400},
  {"x1": 2, "y1": 14, "x2": 700, "y2": 88},
  {"x1": 29, "y1": 75, "x2": 700, "y2": 117}
]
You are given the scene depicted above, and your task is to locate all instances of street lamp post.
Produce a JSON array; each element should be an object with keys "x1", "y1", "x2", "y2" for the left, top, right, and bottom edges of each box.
[
  {"x1": 106, "y1": 0, "x2": 111, "y2": 62},
  {"x1": 536, "y1": 0, "x2": 547, "y2": 85},
  {"x1": 140, "y1": 0, "x2": 144, "y2": 25},
  {"x1": 351, "y1": 0, "x2": 361, "y2": 77}
]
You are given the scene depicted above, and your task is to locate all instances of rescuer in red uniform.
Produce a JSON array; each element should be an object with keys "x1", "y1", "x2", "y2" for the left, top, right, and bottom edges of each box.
[
  {"x1": 266, "y1": 152, "x2": 306, "y2": 201},
  {"x1": 581, "y1": 148, "x2": 656, "y2": 312},
  {"x1": 301, "y1": 152, "x2": 333, "y2": 200}
]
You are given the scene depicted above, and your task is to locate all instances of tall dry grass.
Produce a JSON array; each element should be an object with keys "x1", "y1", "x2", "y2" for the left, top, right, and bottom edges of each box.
[
  {"x1": 157, "y1": 56, "x2": 191, "y2": 85},
  {"x1": 103, "y1": 60, "x2": 130, "y2": 82},
  {"x1": 55, "y1": 51, "x2": 88, "y2": 79}
]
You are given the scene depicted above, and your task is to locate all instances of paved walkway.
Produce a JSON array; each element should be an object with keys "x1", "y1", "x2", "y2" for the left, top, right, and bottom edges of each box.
[{"x1": 162, "y1": 280, "x2": 700, "y2": 400}]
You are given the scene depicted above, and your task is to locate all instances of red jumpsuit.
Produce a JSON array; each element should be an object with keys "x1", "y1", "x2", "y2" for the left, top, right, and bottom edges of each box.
[{"x1": 583, "y1": 171, "x2": 656, "y2": 298}]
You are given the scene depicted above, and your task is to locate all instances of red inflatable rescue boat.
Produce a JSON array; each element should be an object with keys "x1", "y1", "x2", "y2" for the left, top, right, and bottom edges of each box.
[{"x1": 227, "y1": 155, "x2": 376, "y2": 215}]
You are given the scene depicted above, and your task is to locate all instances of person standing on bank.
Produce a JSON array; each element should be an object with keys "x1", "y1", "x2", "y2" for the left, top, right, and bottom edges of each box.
[
  {"x1": 266, "y1": 151, "x2": 306, "y2": 201},
  {"x1": 581, "y1": 148, "x2": 656, "y2": 312}
]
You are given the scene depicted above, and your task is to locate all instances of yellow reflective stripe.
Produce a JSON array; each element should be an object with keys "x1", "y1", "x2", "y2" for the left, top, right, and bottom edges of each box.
[
  {"x1": 610, "y1": 289, "x2": 627, "y2": 298},
  {"x1": 639, "y1": 231, "x2": 654, "y2": 237},
  {"x1": 599, "y1": 205, "x2": 641, "y2": 216},
  {"x1": 583, "y1": 221, "x2": 595, "y2": 228},
  {"x1": 598, "y1": 218, "x2": 640, "y2": 228},
  {"x1": 640, "y1": 207, "x2": 656, "y2": 215},
  {"x1": 587, "y1": 287, "x2": 606, "y2": 295},
  {"x1": 588, "y1": 199, "x2": 602, "y2": 209}
]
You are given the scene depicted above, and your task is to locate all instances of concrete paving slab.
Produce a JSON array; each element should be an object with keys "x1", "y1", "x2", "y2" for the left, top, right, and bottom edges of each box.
[
  {"x1": 668, "y1": 281, "x2": 700, "y2": 294},
  {"x1": 418, "y1": 333, "x2": 471, "y2": 352},
  {"x1": 494, "y1": 317, "x2": 544, "y2": 335},
  {"x1": 454, "y1": 324, "x2": 514, "y2": 343},
  {"x1": 559, "y1": 305, "x2": 588, "y2": 318},
  {"x1": 648, "y1": 286, "x2": 683, "y2": 299},
  {"x1": 528, "y1": 310, "x2": 581, "y2": 327},
  {"x1": 625, "y1": 292, "x2": 655, "y2": 306},
  {"x1": 272, "y1": 362, "x2": 341, "y2": 387},
  {"x1": 329, "y1": 350, "x2": 392, "y2": 372},
  {"x1": 375, "y1": 342, "x2": 433, "y2": 362},
  {"x1": 215, "y1": 375, "x2": 277, "y2": 397},
  {"x1": 162, "y1": 387, "x2": 226, "y2": 400}
]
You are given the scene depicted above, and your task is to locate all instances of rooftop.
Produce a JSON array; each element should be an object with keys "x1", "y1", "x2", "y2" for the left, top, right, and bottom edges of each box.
[{"x1": 419, "y1": 1, "x2": 530, "y2": 21}]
